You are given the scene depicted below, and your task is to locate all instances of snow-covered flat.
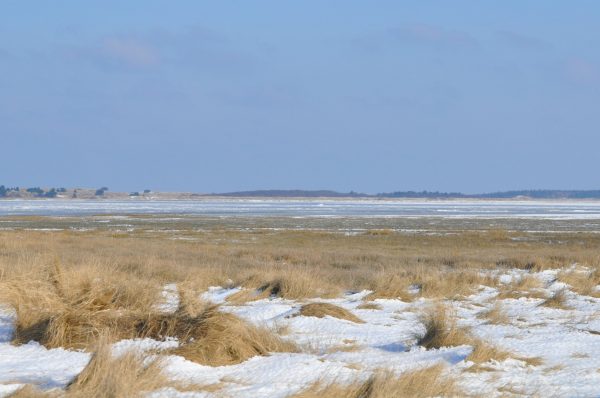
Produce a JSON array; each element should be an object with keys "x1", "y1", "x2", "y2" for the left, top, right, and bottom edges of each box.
[
  {"x1": 2, "y1": 267, "x2": 600, "y2": 397},
  {"x1": 3, "y1": 198, "x2": 600, "y2": 219}
]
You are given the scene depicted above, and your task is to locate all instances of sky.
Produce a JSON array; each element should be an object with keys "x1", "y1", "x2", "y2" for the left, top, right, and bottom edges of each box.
[{"x1": 1, "y1": 1, "x2": 600, "y2": 194}]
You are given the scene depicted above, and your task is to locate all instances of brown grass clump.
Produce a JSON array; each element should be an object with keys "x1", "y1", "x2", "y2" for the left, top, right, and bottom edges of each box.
[
  {"x1": 357, "y1": 302, "x2": 382, "y2": 310},
  {"x1": 367, "y1": 267, "x2": 493, "y2": 302},
  {"x1": 415, "y1": 305, "x2": 530, "y2": 370},
  {"x1": 140, "y1": 304, "x2": 298, "y2": 366},
  {"x1": 292, "y1": 364, "x2": 461, "y2": 398},
  {"x1": 520, "y1": 356, "x2": 544, "y2": 367},
  {"x1": 326, "y1": 343, "x2": 362, "y2": 353},
  {"x1": 466, "y1": 339, "x2": 542, "y2": 370},
  {"x1": 559, "y1": 268, "x2": 600, "y2": 297},
  {"x1": 2, "y1": 227, "x2": 599, "y2": 308},
  {"x1": 417, "y1": 270, "x2": 494, "y2": 300},
  {"x1": 415, "y1": 305, "x2": 470, "y2": 349},
  {"x1": 3, "y1": 261, "x2": 159, "y2": 349},
  {"x1": 8, "y1": 386, "x2": 57, "y2": 398},
  {"x1": 225, "y1": 288, "x2": 264, "y2": 304},
  {"x1": 298, "y1": 303, "x2": 364, "y2": 324},
  {"x1": 292, "y1": 381, "x2": 367, "y2": 398},
  {"x1": 3, "y1": 260, "x2": 296, "y2": 367},
  {"x1": 541, "y1": 289, "x2": 571, "y2": 310},
  {"x1": 67, "y1": 336, "x2": 168, "y2": 398},
  {"x1": 467, "y1": 339, "x2": 511, "y2": 370},
  {"x1": 478, "y1": 302, "x2": 510, "y2": 325},
  {"x1": 366, "y1": 272, "x2": 413, "y2": 301},
  {"x1": 228, "y1": 270, "x2": 342, "y2": 303},
  {"x1": 497, "y1": 275, "x2": 546, "y2": 300}
]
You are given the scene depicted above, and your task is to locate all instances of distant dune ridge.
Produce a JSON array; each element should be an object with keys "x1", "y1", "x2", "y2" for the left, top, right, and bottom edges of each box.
[
  {"x1": 210, "y1": 189, "x2": 600, "y2": 199},
  {"x1": 2, "y1": 185, "x2": 600, "y2": 199}
]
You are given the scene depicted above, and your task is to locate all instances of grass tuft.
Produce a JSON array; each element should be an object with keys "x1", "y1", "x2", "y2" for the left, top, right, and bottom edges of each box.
[
  {"x1": 541, "y1": 289, "x2": 571, "y2": 310},
  {"x1": 293, "y1": 364, "x2": 461, "y2": 398},
  {"x1": 8, "y1": 385, "x2": 56, "y2": 398},
  {"x1": 478, "y1": 302, "x2": 510, "y2": 325},
  {"x1": 357, "y1": 302, "x2": 382, "y2": 310},
  {"x1": 415, "y1": 304, "x2": 470, "y2": 349},
  {"x1": 298, "y1": 303, "x2": 364, "y2": 323},
  {"x1": 67, "y1": 334, "x2": 168, "y2": 398},
  {"x1": 140, "y1": 305, "x2": 298, "y2": 366},
  {"x1": 559, "y1": 269, "x2": 600, "y2": 298}
]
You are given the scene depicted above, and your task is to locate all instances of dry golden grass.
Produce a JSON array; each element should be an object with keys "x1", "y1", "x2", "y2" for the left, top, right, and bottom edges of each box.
[
  {"x1": 559, "y1": 268, "x2": 600, "y2": 297},
  {"x1": 136, "y1": 287, "x2": 298, "y2": 366},
  {"x1": 418, "y1": 270, "x2": 494, "y2": 300},
  {"x1": 1, "y1": 254, "x2": 296, "y2": 366},
  {"x1": 9, "y1": 334, "x2": 185, "y2": 398},
  {"x1": 8, "y1": 386, "x2": 57, "y2": 398},
  {"x1": 2, "y1": 261, "x2": 159, "y2": 349},
  {"x1": 66, "y1": 335, "x2": 168, "y2": 398},
  {"x1": 0, "y1": 226, "x2": 594, "y2": 395},
  {"x1": 1, "y1": 227, "x2": 598, "y2": 308},
  {"x1": 571, "y1": 352, "x2": 590, "y2": 359},
  {"x1": 298, "y1": 303, "x2": 364, "y2": 323},
  {"x1": 357, "y1": 302, "x2": 382, "y2": 310},
  {"x1": 228, "y1": 270, "x2": 342, "y2": 303},
  {"x1": 541, "y1": 289, "x2": 571, "y2": 310},
  {"x1": 162, "y1": 305, "x2": 298, "y2": 366},
  {"x1": 415, "y1": 304, "x2": 471, "y2": 349},
  {"x1": 497, "y1": 275, "x2": 547, "y2": 300},
  {"x1": 292, "y1": 364, "x2": 462, "y2": 398},
  {"x1": 366, "y1": 261, "x2": 499, "y2": 302},
  {"x1": 365, "y1": 272, "x2": 414, "y2": 301},
  {"x1": 326, "y1": 343, "x2": 362, "y2": 353},
  {"x1": 520, "y1": 356, "x2": 544, "y2": 367},
  {"x1": 478, "y1": 302, "x2": 510, "y2": 325},
  {"x1": 415, "y1": 305, "x2": 538, "y2": 370},
  {"x1": 467, "y1": 339, "x2": 511, "y2": 370}
]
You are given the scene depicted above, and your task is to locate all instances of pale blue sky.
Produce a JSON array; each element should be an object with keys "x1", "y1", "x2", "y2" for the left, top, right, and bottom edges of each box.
[{"x1": 2, "y1": 1, "x2": 599, "y2": 193}]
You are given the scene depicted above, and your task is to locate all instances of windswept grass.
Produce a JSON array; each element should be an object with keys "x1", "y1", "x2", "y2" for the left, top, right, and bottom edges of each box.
[
  {"x1": 559, "y1": 268, "x2": 600, "y2": 297},
  {"x1": 297, "y1": 303, "x2": 364, "y2": 323},
  {"x1": 416, "y1": 304, "x2": 540, "y2": 370},
  {"x1": 415, "y1": 304, "x2": 471, "y2": 349},
  {"x1": 0, "y1": 226, "x2": 594, "y2": 396},
  {"x1": 10, "y1": 336, "x2": 171, "y2": 398},
  {"x1": 67, "y1": 335, "x2": 168, "y2": 398},
  {"x1": 142, "y1": 305, "x2": 298, "y2": 366},
  {"x1": 3, "y1": 261, "x2": 159, "y2": 349},
  {"x1": 2, "y1": 259, "x2": 297, "y2": 366},
  {"x1": 497, "y1": 274, "x2": 546, "y2": 300},
  {"x1": 541, "y1": 289, "x2": 571, "y2": 310},
  {"x1": 478, "y1": 302, "x2": 510, "y2": 325},
  {"x1": 8, "y1": 386, "x2": 56, "y2": 398},
  {"x1": 357, "y1": 302, "x2": 382, "y2": 310},
  {"x1": 467, "y1": 339, "x2": 511, "y2": 370},
  {"x1": 228, "y1": 270, "x2": 342, "y2": 302},
  {"x1": 292, "y1": 364, "x2": 462, "y2": 398}
]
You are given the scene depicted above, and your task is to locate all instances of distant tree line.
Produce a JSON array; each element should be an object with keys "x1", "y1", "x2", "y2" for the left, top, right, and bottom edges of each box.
[
  {"x1": 377, "y1": 190, "x2": 467, "y2": 198},
  {"x1": 215, "y1": 190, "x2": 369, "y2": 198},
  {"x1": 209, "y1": 189, "x2": 600, "y2": 199},
  {"x1": 0, "y1": 185, "x2": 19, "y2": 197},
  {"x1": 0, "y1": 185, "x2": 67, "y2": 198},
  {"x1": 3, "y1": 186, "x2": 600, "y2": 200},
  {"x1": 25, "y1": 187, "x2": 67, "y2": 198},
  {"x1": 95, "y1": 187, "x2": 109, "y2": 196},
  {"x1": 377, "y1": 190, "x2": 600, "y2": 199}
]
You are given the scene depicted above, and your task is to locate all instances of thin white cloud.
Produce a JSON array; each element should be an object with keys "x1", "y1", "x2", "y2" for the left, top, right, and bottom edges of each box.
[
  {"x1": 102, "y1": 37, "x2": 159, "y2": 67},
  {"x1": 352, "y1": 23, "x2": 479, "y2": 53},
  {"x1": 390, "y1": 23, "x2": 479, "y2": 49},
  {"x1": 496, "y1": 30, "x2": 551, "y2": 51},
  {"x1": 565, "y1": 57, "x2": 599, "y2": 84}
]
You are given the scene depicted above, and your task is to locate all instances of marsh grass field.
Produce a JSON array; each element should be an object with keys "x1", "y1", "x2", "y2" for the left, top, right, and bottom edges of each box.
[{"x1": 1, "y1": 214, "x2": 600, "y2": 397}]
